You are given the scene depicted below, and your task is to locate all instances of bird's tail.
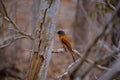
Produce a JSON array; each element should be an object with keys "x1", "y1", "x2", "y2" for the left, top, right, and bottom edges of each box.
[{"x1": 70, "y1": 50, "x2": 75, "y2": 62}]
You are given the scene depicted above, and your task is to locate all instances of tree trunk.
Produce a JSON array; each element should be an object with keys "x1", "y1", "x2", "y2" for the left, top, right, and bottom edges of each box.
[{"x1": 27, "y1": 0, "x2": 60, "y2": 80}]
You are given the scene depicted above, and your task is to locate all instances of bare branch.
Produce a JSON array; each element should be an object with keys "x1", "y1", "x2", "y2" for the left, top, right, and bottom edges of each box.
[
  {"x1": 58, "y1": 1, "x2": 120, "y2": 80},
  {"x1": 52, "y1": 48, "x2": 65, "y2": 53},
  {"x1": 105, "y1": 0, "x2": 116, "y2": 10},
  {"x1": 57, "y1": 47, "x2": 110, "y2": 80},
  {"x1": 69, "y1": 2, "x2": 120, "y2": 78},
  {"x1": 98, "y1": 38, "x2": 120, "y2": 80},
  {"x1": 0, "y1": 36, "x2": 28, "y2": 49},
  {"x1": 0, "y1": 0, "x2": 34, "y2": 40},
  {"x1": 80, "y1": 48, "x2": 120, "y2": 79},
  {"x1": 99, "y1": 54, "x2": 120, "y2": 80},
  {"x1": 58, "y1": 72, "x2": 70, "y2": 80}
]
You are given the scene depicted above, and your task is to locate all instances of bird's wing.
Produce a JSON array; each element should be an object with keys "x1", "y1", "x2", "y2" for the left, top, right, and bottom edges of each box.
[
  {"x1": 61, "y1": 38, "x2": 72, "y2": 51},
  {"x1": 61, "y1": 38, "x2": 75, "y2": 62}
]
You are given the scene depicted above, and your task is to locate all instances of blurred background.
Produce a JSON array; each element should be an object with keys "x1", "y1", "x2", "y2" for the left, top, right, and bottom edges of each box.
[{"x1": 0, "y1": 0, "x2": 120, "y2": 80}]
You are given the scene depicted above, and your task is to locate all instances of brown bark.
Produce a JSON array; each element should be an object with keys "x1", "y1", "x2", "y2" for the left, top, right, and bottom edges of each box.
[{"x1": 27, "y1": 0, "x2": 60, "y2": 80}]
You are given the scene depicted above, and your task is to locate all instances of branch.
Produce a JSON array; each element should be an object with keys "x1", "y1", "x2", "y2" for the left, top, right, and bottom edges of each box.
[
  {"x1": 99, "y1": 54, "x2": 120, "y2": 80},
  {"x1": 58, "y1": 58, "x2": 109, "y2": 80},
  {"x1": 105, "y1": 0, "x2": 116, "y2": 10},
  {"x1": 99, "y1": 39, "x2": 120, "y2": 80},
  {"x1": 80, "y1": 48, "x2": 120, "y2": 79},
  {"x1": 57, "y1": 47, "x2": 109, "y2": 80},
  {"x1": 70, "y1": 2, "x2": 120, "y2": 78},
  {"x1": 0, "y1": 36, "x2": 28, "y2": 49},
  {"x1": 0, "y1": 0, "x2": 34, "y2": 40},
  {"x1": 54, "y1": 47, "x2": 109, "y2": 70},
  {"x1": 58, "y1": 2, "x2": 120, "y2": 80},
  {"x1": 80, "y1": 37, "x2": 120, "y2": 79},
  {"x1": 52, "y1": 48, "x2": 65, "y2": 53}
]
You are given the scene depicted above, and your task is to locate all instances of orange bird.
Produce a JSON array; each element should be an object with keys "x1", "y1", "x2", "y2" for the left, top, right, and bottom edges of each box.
[{"x1": 57, "y1": 30, "x2": 75, "y2": 62}]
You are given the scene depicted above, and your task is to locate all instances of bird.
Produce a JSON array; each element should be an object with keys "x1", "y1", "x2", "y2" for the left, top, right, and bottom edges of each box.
[{"x1": 57, "y1": 30, "x2": 75, "y2": 62}]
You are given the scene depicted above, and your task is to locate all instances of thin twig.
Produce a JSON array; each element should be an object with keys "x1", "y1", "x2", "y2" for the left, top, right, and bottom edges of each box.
[
  {"x1": 95, "y1": 39, "x2": 105, "y2": 58},
  {"x1": 73, "y1": 49, "x2": 108, "y2": 70},
  {"x1": 53, "y1": 48, "x2": 109, "y2": 71},
  {"x1": 70, "y1": 2, "x2": 120, "y2": 78},
  {"x1": 94, "y1": 74, "x2": 99, "y2": 80},
  {"x1": 52, "y1": 48, "x2": 65, "y2": 53},
  {"x1": 80, "y1": 48, "x2": 120, "y2": 79},
  {"x1": 99, "y1": 54, "x2": 120, "y2": 80},
  {"x1": 80, "y1": 3, "x2": 120, "y2": 79},
  {"x1": 0, "y1": 36, "x2": 27, "y2": 49},
  {"x1": 57, "y1": 47, "x2": 109, "y2": 80},
  {"x1": 80, "y1": 24, "x2": 113, "y2": 79},
  {"x1": 0, "y1": 0, "x2": 34, "y2": 40},
  {"x1": 105, "y1": 0, "x2": 116, "y2": 10}
]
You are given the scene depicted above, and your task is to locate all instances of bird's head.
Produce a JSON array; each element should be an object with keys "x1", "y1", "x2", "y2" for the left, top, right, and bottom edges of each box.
[{"x1": 57, "y1": 30, "x2": 65, "y2": 35}]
